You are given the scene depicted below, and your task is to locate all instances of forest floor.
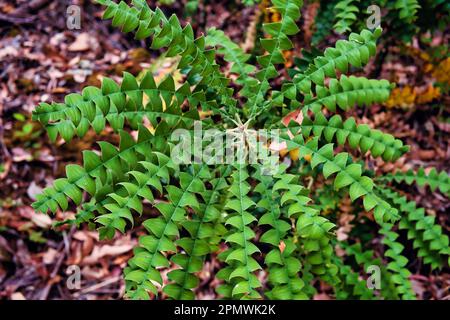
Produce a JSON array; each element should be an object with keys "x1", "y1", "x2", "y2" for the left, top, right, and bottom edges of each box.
[{"x1": 0, "y1": 0, "x2": 448, "y2": 300}]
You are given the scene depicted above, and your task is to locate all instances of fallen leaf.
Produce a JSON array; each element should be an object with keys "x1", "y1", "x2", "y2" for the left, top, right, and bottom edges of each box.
[
  {"x1": 68, "y1": 33, "x2": 94, "y2": 52},
  {"x1": 42, "y1": 248, "x2": 58, "y2": 264},
  {"x1": 12, "y1": 148, "x2": 33, "y2": 162},
  {"x1": 278, "y1": 240, "x2": 286, "y2": 253},
  {"x1": 83, "y1": 244, "x2": 134, "y2": 265},
  {"x1": 27, "y1": 181, "x2": 43, "y2": 201},
  {"x1": 11, "y1": 292, "x2": 26, "y2": 300},
  {"x1": 31, "y1": 213, "x2": 53, "y2": 229}
]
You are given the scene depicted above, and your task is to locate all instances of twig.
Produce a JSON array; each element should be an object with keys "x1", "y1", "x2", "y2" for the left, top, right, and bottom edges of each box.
[
  {"x1": 38, "y1": 227, "x2": 75, "y2": 300},
  {"x1": 0, "y1": 13, "x2": 36, "y2": 25},
  {"x1": 0, "y1": 0, "x2": 51, "y2": 25},
  {"x1": 11, "y1": 0, "x2": 52, "y2": 16},
  {"x1": 76, "y1": 276, "x2": 122, "y2": 296}
]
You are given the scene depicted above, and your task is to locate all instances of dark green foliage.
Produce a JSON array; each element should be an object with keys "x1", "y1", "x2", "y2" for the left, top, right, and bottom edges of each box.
[
  {"x1": 378, "y1": 187, "x2": 450, "y2": 269},
  {"x1": 327, "y1": 0, "x2": 449, "y2": 42}
]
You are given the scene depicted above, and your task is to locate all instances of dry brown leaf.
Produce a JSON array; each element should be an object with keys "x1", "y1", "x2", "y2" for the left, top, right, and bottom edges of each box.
[
  {"x1": 27, "y1": 181, "x2": 43, "y2": 201},
  {"x1": 278, "y1": 240, "x2": 286, "y2": 253},
  {"x1": 42, "y1": 248, "x2": 58, "y2": 264},
  {"x1": 31, "y1": 212, "x2": 52, "y2": 229},
  {"x1": 10, "y1": 292, "x2": 26, "y2": 300},
  {"x1": 68, "y1": 33, "x2": 95, "y2": 52},
  {"x1": 82, "y1": 244, "x2": 134, "y2": 265}
]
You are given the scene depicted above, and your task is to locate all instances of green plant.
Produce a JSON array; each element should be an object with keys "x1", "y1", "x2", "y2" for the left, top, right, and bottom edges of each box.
[
  {"x1": 378, "y1": 187, "x2": 450, "y2": 269},
  {"x1": 333, "y1": 0, "x2": 360, "y2": 34},
  {"x1": 378, "y1": 168, "x2": 450, "y2": 196},
  {"x1": 32, "y1": 0, "x2": 449, "y2": 300},
  {"x1": 322, "y1": 0, "x2": 449, "y2": 42},
  {"x1": 394, "y1": 0, "x2": 421, "y2": 23}
]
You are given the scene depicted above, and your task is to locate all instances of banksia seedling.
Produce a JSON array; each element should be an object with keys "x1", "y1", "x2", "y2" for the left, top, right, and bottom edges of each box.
[{"x1": 32, "y1": 0, "x2": 450, "y2": 300}]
